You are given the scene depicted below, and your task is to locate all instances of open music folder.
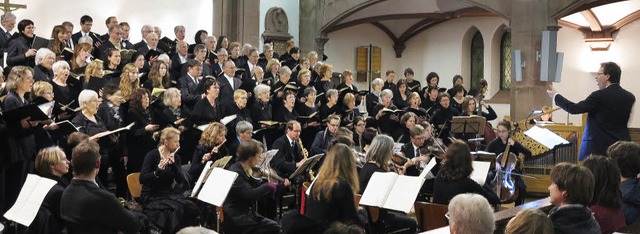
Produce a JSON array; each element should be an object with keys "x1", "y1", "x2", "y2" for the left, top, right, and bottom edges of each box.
[
  {"x1": 359, "y1": 158, "x2": 435, "y2": 213},
  {"x1": 524, "y1": 126, "x2": 570, "y2": 149},
  {"x1": 3, "y1": 174, "x2": 57, "y2": 226},
  {"x1": 289, "y1": 154, "x2": 323, "y2": 179},
  {"x1": 193, "y1": 166, "x2": 238, "y2": 207}
]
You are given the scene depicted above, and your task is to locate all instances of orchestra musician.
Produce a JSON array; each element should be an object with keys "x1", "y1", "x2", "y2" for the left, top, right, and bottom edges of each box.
[
  {"x1": 139, "y1": 127, "x2": 198, "y2": 233},
  {"x1": 432, "y1": 140, "x2": 499, "y2": 205},
  {"x1": 359, "y1": 134, "x2": 417, "y2": 234},
  {"x1": 270, "y1": 120, "x2": 306, "y2": 184},
  {"x1": 223, "y1": 139, "x2": 285, "y2": 234},
  {"x1": 310, "y1": 114, "x2": 340, "y2": 156},
  {"x1": 189, "y1": 122, "x2": 228, "y2": 179},
  {"x1": 485, "y1": 120, "x2": 531, "y2": 205}
]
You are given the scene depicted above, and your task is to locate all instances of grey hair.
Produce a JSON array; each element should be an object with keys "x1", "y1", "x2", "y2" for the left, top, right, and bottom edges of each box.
[
  {"x1": 365, "y1": 134, "x2": 394, "y2": 165},
  {"x1": 326, "y1": 89, "x2": 338, "y2": 99},
  {"x1": 236, "y1": 121, "x2": 253, "y2": 133},
  {"x1": 242, "y1": 43, "x2": 253, "y2": 52},
  {"x1": 52, "y1": 61, "x2": 70, "y2": 75},
  {"x1": 173, "y1": 25, "x2": 185, "y2": 34},
  {"x1": 78, "y1": 89, "x2": 98, "y2": 108},
  {"x1": 162, "y1": 88, "x2": 180, "y2": 106},
  {"x1": 78, "y1": 35, "x2": 93, "y2": 44},
  {"x1": 278, "y1": 66, "x2": 291, "y2": 75},
  {"x1": 1, "y1": 12, "x2": 15, "y2": 22},
  {"x1": 141, "y1": 24, "x2": 153, "y2": 34},
  {"x1": 176, "y1": 226, "x2": 217, "y2": 234},
  {"x1": 448, "y1": 193, "x2": 495, "y2": 233},
  {"x1": 372, "y1": 78, "x2": 384, "y2": 88},
  {"x1": 145, "y1": 32, "x2": 158, "y2": 40},
  {"x1": 253, "y1": 84, "x2": 270, "y2": 97},
  {"x1": 157, "y1": 54, "x2": 170, "y2": 63},
  {"x1": 380, "y1": 89, "x2": 393, "y2": 98},
  {"x1": 35, "y1": 48, "x2": 55, "y2": 65}
]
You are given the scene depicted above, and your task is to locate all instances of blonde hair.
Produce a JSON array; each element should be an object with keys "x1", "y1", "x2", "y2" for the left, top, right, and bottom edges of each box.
[
  {"x1": 312, "y1": 143, "x2": 359, "y2": 201},
  {"x1": 319, "y1": 63, "x2": 333, "y2": 78},
  {"x1": 199, "y1": 122, "x2": 226, "y2": 148},
  {"x1": 505, "y1": 209, "x2": 553, "y2": 234},
  {"x1": 119, "y1": 63, "x2": 140, "y2": 101},
  {"x1": 159, "y1": 127, "x2": 181, "y2": 158},
  {"x1": 31, "y1": 81, "x2": 53, "y2": 100},
  {"x1": 34, "y1": 147, "x2": 65, "y2": 177},
  {"x1": 233, "y1": 89, "x2": 247, "y2": 100},
  {"x1": 6, "y1": 66, "x2": 34, "y2": 91},
  {"x1": 266, "y1": 58, "x2": 280, "y2": 73},
  {"x1": 84, "y1": 59, "x2": 103, "y2": 82}
]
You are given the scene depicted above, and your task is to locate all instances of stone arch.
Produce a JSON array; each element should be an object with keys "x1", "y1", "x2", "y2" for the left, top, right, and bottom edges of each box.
[
  {"x1": 460, "y1": 26, "x2": 480, "y2": 89},
  {"x1": 264, "y1": 7, "x2": 289, "y2": 34},
  {"x1": 489, "y1": 24, "x2": 509, "y2": 96}
]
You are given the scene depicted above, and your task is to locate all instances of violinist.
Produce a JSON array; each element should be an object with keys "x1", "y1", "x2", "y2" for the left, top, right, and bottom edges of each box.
[
  {"x1": 485, "y1": 120, "x2": 531, "y2": 205},
  {"x1": 400, "y1": 125, "x2": 434, "y2": 176},
  {"x1": 433, "y1": 140, "x2": 499, "y2": 205},
  {"x1": 223, "y1": 139, "x2": 285, "y2": 234},
  {"x1": 359, "y1": 135, "x2": 417, "y2": 233}
]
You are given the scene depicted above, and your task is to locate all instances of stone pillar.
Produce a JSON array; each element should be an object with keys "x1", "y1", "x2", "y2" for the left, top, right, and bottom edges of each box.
[
  {"x1": 217, "y1": 0, "x2": 259, "y2": 47},
  {"x1": 315, "y1": 34, "x2": 329, "y2": 59},
  {"x1": 299, "y1": 0, "x2": 320, "y2": 54}
]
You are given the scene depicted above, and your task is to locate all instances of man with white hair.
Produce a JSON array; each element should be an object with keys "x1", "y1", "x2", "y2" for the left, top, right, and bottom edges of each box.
[
  {"x1": 155, "y1": 26, "x2": 172, "y2": 53},
  {"x1": 171, "y1": 40, "x2": 189, "y2": 79},
  {"x1": 448, "y1": 193, "x2": 495, "y2": 234},
  {"x1": 204, "y1": 36, "x2": 217, "y2": 64},
  {"x1": 171, "y1": 25, "x2": 186, "y2": 55},
  {"x1": 0, "y1": 12, "x2": 15, "y2": 65},
  {"x1": 136, "y1": 32, "x2": 163, "y2": 55},
  {"x1": 133, "y1": 24, "x2": 153, "y2": 50},
  {"x1": 238, "y1": 43, "x2": 252, "y2": 68}
]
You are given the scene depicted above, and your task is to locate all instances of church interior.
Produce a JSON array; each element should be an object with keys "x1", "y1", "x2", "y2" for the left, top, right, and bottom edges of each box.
[{"x1": 2, "y1": 0, "x2": 640, "y2": 233}]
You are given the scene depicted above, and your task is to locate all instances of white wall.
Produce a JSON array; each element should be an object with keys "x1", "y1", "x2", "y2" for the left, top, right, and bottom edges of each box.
[
  {"x1": 259, "y1": 0, "x2": 299, "y2": 49},
  {"x1": 10, "y1": 0, "x2": 213, "y2": 44}
]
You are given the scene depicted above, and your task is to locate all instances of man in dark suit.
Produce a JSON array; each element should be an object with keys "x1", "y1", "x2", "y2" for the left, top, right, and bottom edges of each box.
[
  {"x1": 96, "y1": 25, "x2": 122, "y2": 61},
  {"x1": 118, "y1": 22, "x2": 135, "y2": 50},
  {"x1": 170, "y1": 40, "x2": 189, "y2": 82},
  {"x1": 60, "y1": 140, "x2": 142, "y2": 233},
  {"x1": 100, "y1": 16, "x2": 118, "y2": 42},
  {"x1": 180, "y1": 44, "x2": 212, "y2": 78},
  {"x1": 171, "y1": 25, "x2": 186, "y2": 56},
  {"x1": 177, "y1": 59, "x2": 204, "y2": 112},
  {"x1": 136, "y1": 32, "x2": 163, "y2": 56},
  {"x1": 548, "y1": 61, "x2": 636, "y2": 160},
  {"x1": 71, "y1": 15, "x2": 96, "y2": 45},
  {"x1": 270, "y1": 120, "x2": 307, "y2": 182},
  {"x1": 211, "y1": 48, "x2": 227, "y2": 77},
  {"x1": 0, "y1": 12, "x2": 15, "y2": 66},
  {"x1": 238, "y1": 48, "x2": 259, "y2": 82},
  {"x1": 133, "y1": 25, "x2": 153, "y2": 50},
  {"x1": 217, "y1": 60, "x2": 242, "y2": 105}
]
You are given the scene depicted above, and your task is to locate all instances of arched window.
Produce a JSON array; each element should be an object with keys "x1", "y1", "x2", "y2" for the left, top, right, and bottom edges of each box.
[
  {"x1": 500, "y1": 31, "x2": 512, "y2": 90},
  {"x1": 470, "y1": 31, "x2": 484, "y2": 90}
]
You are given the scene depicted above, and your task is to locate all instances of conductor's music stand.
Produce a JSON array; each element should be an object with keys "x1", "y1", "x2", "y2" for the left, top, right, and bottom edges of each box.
[{"x1": 451, "y1": 116, "x2": 486, "y2": 150}]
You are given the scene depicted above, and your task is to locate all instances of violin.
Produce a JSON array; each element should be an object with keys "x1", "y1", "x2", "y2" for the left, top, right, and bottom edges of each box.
[
  {"x1": 251, "y1": 166, "x2": 285, "y2": 183},
  {"x1": 492, "y1": 122, "x2": 519, "y2": 204}
]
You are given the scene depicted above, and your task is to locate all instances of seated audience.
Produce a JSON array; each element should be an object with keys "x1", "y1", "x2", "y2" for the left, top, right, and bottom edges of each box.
[
  {"x1": 447, "y1": 193, "x2": 495, "y2": 234},
  {"x1": 583, "y1": 155, "x2": 625, "y2": 234},
  {"x1": 547, "y1": 163, "x2": 600, "y2": 234},
  {"x1": 30, "y1": 147, "x2": 70, "y2": 234},
  {"x1": 608, "y1": 141, "x2": 640, "y2": 225},
  {"x1": 505, "y1": 209, "x2": 554, "y2": 234}
]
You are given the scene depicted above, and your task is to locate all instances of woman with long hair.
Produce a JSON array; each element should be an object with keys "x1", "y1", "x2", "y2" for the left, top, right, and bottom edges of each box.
[
  {"x1": 306, "y1": 143, "x2": 364, "y2": 228},
  {"x1": 188, "y1": 30, "x2": 207, "y2": 54},
  {"x1": 83, "y1": 59, "x2": 105, "y2": 95},
  {"x1": 189, "y1": 122, "x2": 228, "y2": 179},
  {"x1": 583, "y1": 155, "x2": 626, "y2": 234},
  {"x1": 119, "y1": 63, "x2": 141, "y2": 102},
  {"x1": 126, "y1": 88, "x2": 159, "y2": 173},
  {"x1": 70, "y1": 43, "x2": 92, "y2": 71},
  {"x1": 144, "y1": 60, "x2": 170, "y2": 90},
  {"x1": 433, "y1": 140, "x2": 499, "y2": 205},
  {"x1": 47, "y1": 25, "x2": 67, "y2": 58},
  {"x1": 358, "y1": 135, "x2": 417, "y2": 233}
]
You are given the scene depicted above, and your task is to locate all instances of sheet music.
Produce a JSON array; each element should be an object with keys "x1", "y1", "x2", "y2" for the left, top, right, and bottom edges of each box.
[
  {"x1": 3, "y1": 174, "x2": 57, "y2": 226},
  {"x1": 359, "y1": 172, "x2": 398, "y2": 207},
  {"x1": 289, "y1": 154, "x2": 323, "y2": 179},
  {"x1": 89, "y1": 122, "x2": 135, "y2": 140},
  {"x1": 220, "y1": 115, "x2": 237, "y2": 125},
  {"x1": 418, "y1": 158, "x2": 437, "y2": 179},
  {"x1": 524, "y1": 126, "x2": 570, "y2": 149},
  {"x1": 470, "y1": 161, "x2": 491, "y2": 185},
  {"x1": 383, "y1": 175, "x2": 424, "y2": 213},
  {"x1": 197, "y1": 168, "x2": 238, "y2": 207},
  {"x1": 191, "y1": 161, "x2": 213, "y2": 197},
  {"x1": 259, "y1": 150, "x2": 278, "y2": 168}
]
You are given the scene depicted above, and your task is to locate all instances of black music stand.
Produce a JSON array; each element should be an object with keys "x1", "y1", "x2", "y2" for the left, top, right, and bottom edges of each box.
[{"x1": 451, "y1": 116, "x2": 486, "y2": 138}]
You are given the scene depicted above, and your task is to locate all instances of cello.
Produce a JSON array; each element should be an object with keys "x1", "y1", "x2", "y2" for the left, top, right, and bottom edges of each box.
[
  {"x1": 492, "y1": 121, "x2": 519, "y2": 204},
  {"x1": 477, "y1": 79, "x2": 497, "y2": 146}
]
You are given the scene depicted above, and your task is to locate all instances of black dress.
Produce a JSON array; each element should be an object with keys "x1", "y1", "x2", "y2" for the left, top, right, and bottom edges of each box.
[
  {"x1": 71, "y1": 113, "x2": 111, "y2": 185},
  {"x1": 223, "y1": 161, "x2": 281, "y2": 234},
  {"x1": 139, "y1": 148, "x2": 198, "y2": 233},
  {"x1": 296, "y1": 103, "x2": 320, "y2": 149},
  {"x1": 305, "y1": 178, "x2": 364, "y2": 228},
  {"x1": 126, "y1": 108, "x2": 157, "y2": 173},
  {"x1": 29, "y1": 175, "x2": 68, "y2": 234},
  {"x1": 432, "y1": 171, "x2": 500, "y2": 205}
]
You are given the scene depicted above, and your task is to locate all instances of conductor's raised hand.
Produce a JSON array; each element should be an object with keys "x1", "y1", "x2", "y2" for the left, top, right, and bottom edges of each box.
[{"x1": 546, "y1": 86, "x2": 558, "y2": 98}]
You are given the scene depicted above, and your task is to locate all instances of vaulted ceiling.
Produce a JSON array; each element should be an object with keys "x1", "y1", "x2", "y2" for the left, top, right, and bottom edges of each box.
[{"x1": 321, "y1": 0, "x2": 640, "y2": 56}]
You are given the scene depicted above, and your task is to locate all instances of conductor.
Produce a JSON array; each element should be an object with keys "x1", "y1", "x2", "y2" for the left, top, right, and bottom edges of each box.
[{"x1": 547, "y1": 62, "x2": 635, "y2": 160}]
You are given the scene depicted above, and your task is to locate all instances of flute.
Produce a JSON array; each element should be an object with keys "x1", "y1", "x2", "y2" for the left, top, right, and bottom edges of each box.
[{"x1": 298, "y1": 138, "x2": 307, "y2": 160}]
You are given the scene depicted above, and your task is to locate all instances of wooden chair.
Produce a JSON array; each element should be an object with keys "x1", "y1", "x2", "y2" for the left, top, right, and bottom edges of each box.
[
  {"x1": 216, "y1": 206, "x2": 224, "y2": 233},
  {"x1": 126, "y1": 173, "x2": 142, "y2": 199},
  {"x1": 414, "y1": 201, "x2": 448, "y2": 231}
]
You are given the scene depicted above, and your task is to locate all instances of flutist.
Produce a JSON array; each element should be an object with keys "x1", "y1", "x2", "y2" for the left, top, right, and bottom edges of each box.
[{"x1": 270, "y1": 120, "x2": 306, "y2": 184}]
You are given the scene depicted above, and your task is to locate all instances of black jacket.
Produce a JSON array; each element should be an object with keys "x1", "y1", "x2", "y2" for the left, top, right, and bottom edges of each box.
[{"x1": 548, "y1": 204, "x2": 601, "y2": 234}]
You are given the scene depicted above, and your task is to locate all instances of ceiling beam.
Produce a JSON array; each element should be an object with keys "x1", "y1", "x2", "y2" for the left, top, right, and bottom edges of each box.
[
  {"x1": 580, "y1": 9, "x2": 602, "y2": 31},
  {"x1": 328, "y1": 13, "x2": 451, "y2": 33}
]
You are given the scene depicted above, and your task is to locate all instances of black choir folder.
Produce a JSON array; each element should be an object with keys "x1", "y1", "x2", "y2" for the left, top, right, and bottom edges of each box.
[
  {"x1": 3, "y1": 174, "x2": 57, "y2": 226},
  {"x1": 3, "y1": 101, "x2": 54, "y2": 122},
  {"x1": 359, "y1": 159, "x2": 436, "y2": 213},
  {"x1": 191, "y1": 162, "x2": 238, "y2": 207}
]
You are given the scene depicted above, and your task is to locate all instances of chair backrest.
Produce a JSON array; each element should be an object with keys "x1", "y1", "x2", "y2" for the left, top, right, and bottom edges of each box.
[
  {"x1": 414, "y1": 201, "x2": 448, "y2": 231},
  {"x1": 127, "y1": 173, "x2": 142, "y2": 198}
]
